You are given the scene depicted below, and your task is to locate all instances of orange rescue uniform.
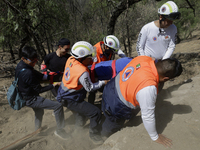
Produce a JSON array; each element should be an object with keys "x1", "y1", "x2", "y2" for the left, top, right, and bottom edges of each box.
[
  {"x1": 62, "y1": 56, "x2": 89, "y2": 90},
  {"x1": 57, "y1": 56, "x2": 89, "y2": 102},
  {"x1": 102, "y1": 56, "x2": 159, "y2": 119},
  {"x1": 116, "y1": 56, "x2": 159, "y2": 108},
  {"x1": 93, "y1": 41, "x2": 113, "y2": 64}
]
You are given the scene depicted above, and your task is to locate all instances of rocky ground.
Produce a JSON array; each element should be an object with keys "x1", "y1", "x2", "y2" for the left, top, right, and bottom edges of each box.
[{"x1": 0, "y1": 34, "x2": 200, "y2": 150}]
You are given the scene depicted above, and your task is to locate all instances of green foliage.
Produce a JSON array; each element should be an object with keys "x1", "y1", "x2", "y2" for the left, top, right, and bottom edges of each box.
[
  {"x1": 175, "y1": 0, "x2": 200, "y2": 39},
  {"x1": 0, "y1": 0, "x2": 70, "y2": 56},
  {"x1": 64, "y1": 0, "x2": 110, "y2": 45},
  {"x1": 1, "y1": 0, "x2": 200, "y2": 59}
]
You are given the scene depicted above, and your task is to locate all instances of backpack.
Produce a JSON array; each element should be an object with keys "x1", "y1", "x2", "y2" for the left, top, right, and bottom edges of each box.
[{"x1": 7, "y1": 68, "x2": 26, "y2": 110}]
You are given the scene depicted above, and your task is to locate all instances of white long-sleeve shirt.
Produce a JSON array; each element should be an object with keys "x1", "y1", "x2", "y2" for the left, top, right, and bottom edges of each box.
[
  {"x1": 136, "y1": 21, "x2": 177, "y2": 60},
  {"x1": 79, "y1": 71, "x2": 105, "y2": 92},
  {"x1": 136, "y1": 85, "x2": 159, "y2": 141}
]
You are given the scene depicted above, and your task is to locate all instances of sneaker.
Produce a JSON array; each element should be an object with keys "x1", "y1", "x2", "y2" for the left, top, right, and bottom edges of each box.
[
  {"x1": 54, "y1": 129, "x2": 71, "y2": 140},
  {"x1": 89, "y1": 133, "x2": 104, "y2": 145}
]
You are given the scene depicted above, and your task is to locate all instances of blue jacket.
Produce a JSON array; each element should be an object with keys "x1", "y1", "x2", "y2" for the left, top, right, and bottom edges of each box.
[
  {"x1": 93, "y1": 57, "x2": 132, "y2": 80},
  {"x1": 101, "y1": 77, "x2": 133, "y2": 120}
]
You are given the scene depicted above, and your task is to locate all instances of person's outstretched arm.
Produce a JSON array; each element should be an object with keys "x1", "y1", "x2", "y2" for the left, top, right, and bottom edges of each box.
[
  {"x1": 79, "y1": 71, "x2": 106, "y2": 92},
  {"x1": 136, "y1": 85, "x2": 172, "y2": 148}
]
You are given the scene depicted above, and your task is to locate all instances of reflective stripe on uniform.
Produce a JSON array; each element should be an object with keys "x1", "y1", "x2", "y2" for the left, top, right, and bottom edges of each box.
[
  {"x1": 60, "y1": 82, "x2": 83, "y2": 93},
  {"x1": 115, "y1": 74, "x2": 136, "y2": 109}
]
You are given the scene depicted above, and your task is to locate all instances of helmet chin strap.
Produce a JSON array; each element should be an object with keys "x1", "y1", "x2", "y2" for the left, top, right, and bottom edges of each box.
[
  {"x1": 158, "y1": 16, "x2": 167, "y2": 34},
  {"x1": 101, "y1": 44, "x2": 109, "y2": 59}
]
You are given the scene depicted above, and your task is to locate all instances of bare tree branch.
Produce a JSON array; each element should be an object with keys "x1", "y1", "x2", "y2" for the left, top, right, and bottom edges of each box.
[
  {"x1": 2, "y1": 0, "x2": 22, "y2": 16},
  {"x1": 185, "y1": 0, "x2": 195, "y2": 16}
]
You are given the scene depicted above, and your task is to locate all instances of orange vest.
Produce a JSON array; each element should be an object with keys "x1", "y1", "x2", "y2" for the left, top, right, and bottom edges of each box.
[
  {"x1": 116, "y1": 56, "x2": 159, "y2": 108},
  {"x1": 94, "y1": 41, "x2": 112, "y2": 64},
  {"x1": 62, "y1": 56, "x2": 89, "y2": 90},
  {"x1": 90, "y1": 41, "x2": 113, "y2": 82}
]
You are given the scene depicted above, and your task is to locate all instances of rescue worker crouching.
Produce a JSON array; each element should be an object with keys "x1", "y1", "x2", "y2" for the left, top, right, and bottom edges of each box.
[
  {"x1": 57, "y1": 41, "x2": 107, "y2": 144},
  {"x1": 89, "y1": 35, "x2": 126, "y2": 105},
  {"x1": 101, "y1": 56, "x2": 183, "y2": 147}
]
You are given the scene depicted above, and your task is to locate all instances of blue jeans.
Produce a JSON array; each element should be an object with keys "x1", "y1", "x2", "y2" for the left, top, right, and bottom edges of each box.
[{"x1": 26, "y1": 96, "x2": 65, "y2": 130}]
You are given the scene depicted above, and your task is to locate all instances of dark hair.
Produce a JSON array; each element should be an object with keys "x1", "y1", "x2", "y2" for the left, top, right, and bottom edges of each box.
[
  {"x1": 21, "y1": 46, "x2": 38, "y2": 59},
  {"x1": 156, "y1": 58, "x2": 182, "y2": 79},
  {"x1": 57, "y1": 38, "x2": 70, "y2": 47}
]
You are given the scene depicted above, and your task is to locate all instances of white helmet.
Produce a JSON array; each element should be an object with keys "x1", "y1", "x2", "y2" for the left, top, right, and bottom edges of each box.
[
  {"x1": 103, "y1": 35, "x2": 120, "y2": 53},
  {"x1": 71, "y1": 41, "x2": 96, "y2": 59},
  {"x1": 158, "y1": 1, "x2": 181, "y2": 20}
]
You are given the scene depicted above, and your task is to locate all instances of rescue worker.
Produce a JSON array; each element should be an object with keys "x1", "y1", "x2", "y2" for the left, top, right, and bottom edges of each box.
[
  {"x1": 89, "y1": 35, "x2": 126, "y2": 104},
  {"x1": 57, "y1": 41, "x2": 106, "y2": 144},
  {"x1": 101, "y1": 56, "x2": 183, "y2": 148},
  {"x1": 136, "y1": 1, "x2": 181, "y2": 91},
  {"x1": 136, "y1": 1, "x2": 181, "y2": 60},
  {"x1": 93, "y1": 35, "x2": 126, "y2": 65}
]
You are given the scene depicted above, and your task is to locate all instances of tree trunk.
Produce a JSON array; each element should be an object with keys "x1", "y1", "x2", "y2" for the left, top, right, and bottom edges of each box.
[
  {"x1": 8, "y1": 43, "x2": 15, "y2": 63},
  {"x1": 18, "y1": 36, "x2": 30, "y2": 58},
  {"x1": 107, "y1": 0, "x2": 142, "y2": 35},
  {"x1": 126, "y1": 23, "x2": 132, "y2": 57}
]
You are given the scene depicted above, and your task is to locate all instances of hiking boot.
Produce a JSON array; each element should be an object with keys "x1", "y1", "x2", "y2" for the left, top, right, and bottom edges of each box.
[
  {"x1": 54, "y1": 129, "x2": 71, "y2": 140},
  {"x1": 89, "y1": 132, "x2": 104, "y2": 145}
]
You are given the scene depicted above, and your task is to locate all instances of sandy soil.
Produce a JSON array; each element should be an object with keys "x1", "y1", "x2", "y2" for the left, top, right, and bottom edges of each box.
[{"x1": 0, "y1": 35, "x2": 200, "y2": 150}]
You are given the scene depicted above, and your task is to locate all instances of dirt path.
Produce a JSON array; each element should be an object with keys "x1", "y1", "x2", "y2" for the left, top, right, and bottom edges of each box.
[{"x1": 0, "y1": 34, "x2": 200, "y2": 150}]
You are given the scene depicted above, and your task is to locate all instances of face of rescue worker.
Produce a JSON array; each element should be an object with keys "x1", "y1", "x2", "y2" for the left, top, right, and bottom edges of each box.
[
  {"x1": 82, "y1": 57, "x2": 93, "y2": 66},
  {"x1": 160, "y1": 16, "x2": 173, "y2": 28},
  {"x1": 59, "y1": 45, "x2": 70, "y2": 56},
  {"x1": 104, "y1": 45, "x2": 114, "y2": 56}
]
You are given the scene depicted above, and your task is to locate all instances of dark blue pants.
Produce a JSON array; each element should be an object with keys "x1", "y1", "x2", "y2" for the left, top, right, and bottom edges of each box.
[
  {"x1": 100, "y1": 77, "x2": 131, "y2": 137},
  {"x1": 65, "y1": 99, "x2": 102, "y2": 133},
  {"x1": 101, "y1": 101, "x2": 140, "y2": 137},
  {"x1": 26, "y1": 96, "x2": 65, "y2": 130},
  {"x1": 101, "y1": 103, "x2": 126, "y2": 137},
  {"x1": 88, "y1": 86, "x2": 104, "y2": 105}
]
